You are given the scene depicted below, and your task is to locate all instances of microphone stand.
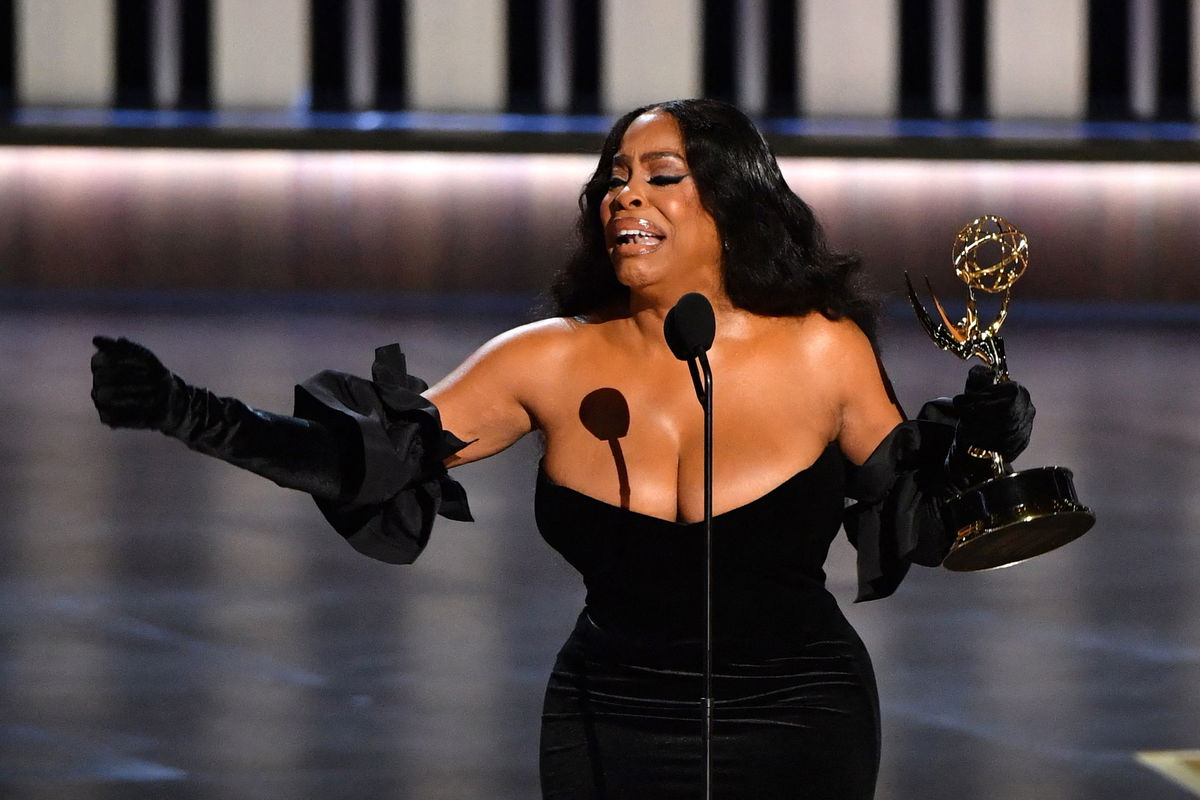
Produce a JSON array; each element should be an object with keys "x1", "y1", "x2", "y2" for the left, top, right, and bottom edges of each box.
[
  {"x1": 685, "y1": 352, "x2": 714, "y2": 800},
  {"x1": 664, "y1": 291, "x2": 717, "y2": 799}
]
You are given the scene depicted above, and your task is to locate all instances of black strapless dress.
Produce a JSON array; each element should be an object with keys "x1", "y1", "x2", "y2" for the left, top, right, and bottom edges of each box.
[
  {"x1": 536, "y1": 448, "x2": 880, "y2": 799},
  {"x1": 292, "y1": 346, "x2": 959, "y2": 800}
]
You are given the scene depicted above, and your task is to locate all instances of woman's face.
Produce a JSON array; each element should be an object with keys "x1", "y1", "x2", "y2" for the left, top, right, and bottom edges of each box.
[{"x1": 599, "y1": 111, "x2": 723, "y2": 295}]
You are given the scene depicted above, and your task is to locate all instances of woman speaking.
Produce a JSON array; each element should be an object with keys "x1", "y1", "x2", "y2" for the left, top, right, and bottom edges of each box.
[{"x1": 91, "y1": 99, "x2": 1033, "y2": 798}]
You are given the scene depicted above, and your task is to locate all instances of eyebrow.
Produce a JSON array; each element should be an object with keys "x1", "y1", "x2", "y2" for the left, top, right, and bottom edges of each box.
[{"x1": 612, "y1": 150, "x2": 687, "y2": 166}]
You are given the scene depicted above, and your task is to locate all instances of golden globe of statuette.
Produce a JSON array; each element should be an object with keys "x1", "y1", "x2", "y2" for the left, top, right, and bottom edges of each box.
[
  {"x1": 906, "y1": 215, "x2": 1094, "y2": 572},
  {"x1": 952, "y1": 215, "x2": 1029, "y2": 294}
]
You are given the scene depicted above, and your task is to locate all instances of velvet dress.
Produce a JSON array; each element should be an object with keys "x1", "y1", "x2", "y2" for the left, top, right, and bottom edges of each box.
[{"x1": 293, "y1": 345, "x2": 957, "y2": 799}]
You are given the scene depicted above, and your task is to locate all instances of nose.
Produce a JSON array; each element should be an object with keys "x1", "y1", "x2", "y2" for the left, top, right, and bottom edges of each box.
[{"x1": 611, "y1": 183, "x2": 644, "y2": 210}]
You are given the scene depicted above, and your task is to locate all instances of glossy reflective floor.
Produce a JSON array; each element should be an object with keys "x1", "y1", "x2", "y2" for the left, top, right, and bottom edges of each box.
[{"x1": 0, "y1": 302, "x2": 1197, "y2": 800}]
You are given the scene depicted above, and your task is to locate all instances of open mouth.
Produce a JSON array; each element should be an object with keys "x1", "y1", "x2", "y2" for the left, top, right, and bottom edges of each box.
[
  {"x1": 608, "y1": 218, "x2": 666, "y2": 253},
  {"x1": 614, "y1": 229, "x2": 665, "y2": 246}
]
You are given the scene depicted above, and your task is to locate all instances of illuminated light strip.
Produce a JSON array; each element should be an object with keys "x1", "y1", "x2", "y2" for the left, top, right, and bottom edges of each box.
[
  {"x1": 1129, "y1": 0, "x2": 1158, "y2": 120},
  {"x1": 932, "y1": 0, "x2": 963, "y2": 119},
  {"x1": 1190, "y1": 0, "x2": 1200, "y2": 118},
  {"x1": 346, "y1": 0, "x2": 376, "y2": 111},
  {"x1": 152, "y1": 0, "x2": 182, "y2": 109},
  {"x1": 1194, "y1": 0, "x2": 1200, "y2": 118},
  {"x1": 989, "y1": 0, "x2": 1088, "y2": 119},
  {"x1": 601, "y1": 0, "x2": 702, "y2": 112},
  {"x1": 408, "y1": 0, "x2": 506, "y2": 112},
  {"x1": 540, "y1": 0, "x2": 571, "y2": 114},
  {"x1": 801, "y1": 0, "x2": 899, "y2": 117},
  {"x1": 17, "y1": 0, "x2": 115, "y2": 107},
  {"x1": 736, "y1": 0, "x2": 768, "y2": 116},
  {"x1": 212, "y1": 0, "x2": 308, "y2": 111},
  {"x1": 5, "y1": 144, "x2": 1200, "y2": 199}
]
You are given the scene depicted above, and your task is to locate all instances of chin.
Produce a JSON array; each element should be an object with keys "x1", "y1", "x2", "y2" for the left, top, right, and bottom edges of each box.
[{"x1": 612, "y1": 257, "x2": 654, "y2": 288}]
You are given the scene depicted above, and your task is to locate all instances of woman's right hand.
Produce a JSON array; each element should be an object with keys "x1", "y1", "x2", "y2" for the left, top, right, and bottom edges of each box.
[
  {"x1": 90, "y1": 336, "x2": 175, "y2": 430},
  {"x1": 90, "y1": 335, "x2": 358, "y2": 503},
  {"x1": 951, "y1": 364, "x2": 1035, "y2": 461}
]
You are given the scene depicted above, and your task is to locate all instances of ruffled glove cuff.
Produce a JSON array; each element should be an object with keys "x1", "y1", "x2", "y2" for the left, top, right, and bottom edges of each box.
[
  {"x1": 294, "y1": 344, "x2": 473, "y2": 564},
  {"x1": 844, "y1": 400, "x2": 958, "y2": 601}
]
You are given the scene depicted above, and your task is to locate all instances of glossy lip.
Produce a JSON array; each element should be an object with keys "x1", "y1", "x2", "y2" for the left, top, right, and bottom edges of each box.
[{"x1": 605, "y1": 217, "x2": 667, "y2": 256}]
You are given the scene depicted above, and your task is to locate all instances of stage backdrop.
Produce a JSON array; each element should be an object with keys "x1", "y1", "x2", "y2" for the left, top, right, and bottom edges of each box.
[{"x1": 1, "y1": 145, "x2": 1198, "y2": 304}]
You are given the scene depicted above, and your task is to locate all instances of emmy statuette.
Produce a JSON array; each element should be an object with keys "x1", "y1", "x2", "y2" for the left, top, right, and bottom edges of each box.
[{"x1": 906, "y1": 215, "x2": 1096, "y2": 572}]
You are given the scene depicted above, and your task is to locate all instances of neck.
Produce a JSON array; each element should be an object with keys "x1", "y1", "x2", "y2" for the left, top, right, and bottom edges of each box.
[{"x1": 623, "y1": 283, "x2": 749, "y2": 348}]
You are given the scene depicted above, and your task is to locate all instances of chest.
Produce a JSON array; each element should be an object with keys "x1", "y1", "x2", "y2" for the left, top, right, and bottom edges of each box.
[{"x1": 531, "y1": 351, "x2": 841, "y2": 521}]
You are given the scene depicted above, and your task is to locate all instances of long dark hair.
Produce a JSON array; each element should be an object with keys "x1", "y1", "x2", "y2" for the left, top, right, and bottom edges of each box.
[{"x1": 547, "y1": 98, "x2": 878, "y2": 340}]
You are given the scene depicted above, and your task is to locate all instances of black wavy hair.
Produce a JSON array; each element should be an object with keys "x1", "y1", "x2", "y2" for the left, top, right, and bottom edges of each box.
[{"x1": 547, "y1": 98, "x2": 878, "y2": 340}]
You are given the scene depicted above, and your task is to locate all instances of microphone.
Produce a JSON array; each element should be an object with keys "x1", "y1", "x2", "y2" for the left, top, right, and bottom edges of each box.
[
  {"x1": 664, "y1": 293, "x2": 715, "y2": 407},
  {"x1": 664, "y1": 292, "x2": 715, "y2": 361}
]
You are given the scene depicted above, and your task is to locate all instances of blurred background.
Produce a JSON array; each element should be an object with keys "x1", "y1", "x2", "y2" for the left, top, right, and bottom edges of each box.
[{"x1": 0, "y1": 1, "x2": 1198, "y2": 798}]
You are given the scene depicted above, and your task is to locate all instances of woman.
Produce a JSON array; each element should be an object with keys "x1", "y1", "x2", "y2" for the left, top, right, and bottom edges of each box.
[{"x1": 91, "y1": 99, "x2": 1032, "y2": 798}]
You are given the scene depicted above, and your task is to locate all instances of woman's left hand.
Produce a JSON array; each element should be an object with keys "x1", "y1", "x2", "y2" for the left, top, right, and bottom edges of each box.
[{"x1": 951, "y1": 364, "x2": 1035, "y2": 461}]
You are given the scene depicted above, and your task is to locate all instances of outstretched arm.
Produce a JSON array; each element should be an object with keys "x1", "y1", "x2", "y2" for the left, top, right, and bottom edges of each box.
[
  {"x1": 91, "y1": 335, "x2": 480, "y2": 564},
  {"x1": 91, "y1": 335, "x2": 355, "y2": 500},
  {"x1": 90, "y1": 321, "x2": 574, "y2": 563}
]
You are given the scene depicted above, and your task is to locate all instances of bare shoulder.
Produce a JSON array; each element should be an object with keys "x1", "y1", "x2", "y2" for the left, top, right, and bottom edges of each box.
[
  {"x1": 449, "y1": 317, "x2": 578, "y2": 370},
  {"x1": 483, "y1": 316, "x2": 578, "y2": 351},
  {"x1": 427, "y1": 316, "x2": 585, "y2": 399},
  {"x1": 424, "y1": 317, "x2": 587, "y2": 464},
  {"x1": 793, "y1": 312, "x2": 871, "y2": 352},
  {"x1": 759, "y1": 312, "x2": 900, "y2": 463},
  {"x1": 769, "y1": 312, "x2": 877, "y2": 376},
  {"x1": 797, "y1": 314, "x2": 903, "y2": 463}
]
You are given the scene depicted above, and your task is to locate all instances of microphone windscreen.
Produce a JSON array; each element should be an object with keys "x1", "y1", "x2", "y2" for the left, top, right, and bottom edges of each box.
[{"x1": 663, "y1": 292, "x2": 716, "y2": 360}]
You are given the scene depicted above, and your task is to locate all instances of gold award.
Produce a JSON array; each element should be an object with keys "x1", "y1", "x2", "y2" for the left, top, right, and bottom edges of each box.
[{"x1": 906, "y1": 215, "x2": 1095, "y2": 571}]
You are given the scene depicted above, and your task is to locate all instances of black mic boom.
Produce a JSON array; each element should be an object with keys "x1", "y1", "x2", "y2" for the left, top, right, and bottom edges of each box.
[
  {"x1": 664, "y1": 292, "x2": 716, "y2": 360},
  {"x1": 662, "y1": 290, "x2": 718, "y2": 799}
]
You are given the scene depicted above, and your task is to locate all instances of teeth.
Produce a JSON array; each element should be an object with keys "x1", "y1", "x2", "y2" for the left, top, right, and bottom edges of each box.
[{"x1": 615, "y1": 229, "x2": 663, "y2": 245}]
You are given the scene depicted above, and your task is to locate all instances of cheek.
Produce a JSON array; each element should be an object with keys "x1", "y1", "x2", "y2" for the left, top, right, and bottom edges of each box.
[
  {"x1": 676, "y1": 194, "x2": 719, "y2": 248},
  {"x1": 677, "y1": 211, "x2": 721, "y2": 254},
  {"x1": 598, "y1": 193, "x2": 618, "y2": 226}
]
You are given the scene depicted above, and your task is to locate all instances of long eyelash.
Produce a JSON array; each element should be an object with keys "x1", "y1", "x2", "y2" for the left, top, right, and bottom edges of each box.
[{"x1": 606, "y1": 174, "x2": 685, "y2": 190}]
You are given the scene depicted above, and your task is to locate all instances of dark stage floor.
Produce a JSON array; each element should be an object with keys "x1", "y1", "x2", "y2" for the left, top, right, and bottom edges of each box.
[{"x1": 0, "y1": 302, "x2": 1196, "y2": 799}]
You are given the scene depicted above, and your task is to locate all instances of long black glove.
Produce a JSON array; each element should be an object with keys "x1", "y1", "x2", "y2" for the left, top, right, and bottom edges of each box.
[
  {"x1": 844, "y1": 366, "x2": 1035, "y2": 598},
  {"x1": 945, "y1": 364, "x2": 1035, "y2": 489},
  {"x1": 90, "y1": 336, "x2": 358, "y2": 502}
]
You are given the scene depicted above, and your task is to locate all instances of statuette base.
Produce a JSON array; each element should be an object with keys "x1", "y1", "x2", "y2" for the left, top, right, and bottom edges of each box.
[{"x1": 941, "y1": 466, "x2": 1096, "y2": 572}]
